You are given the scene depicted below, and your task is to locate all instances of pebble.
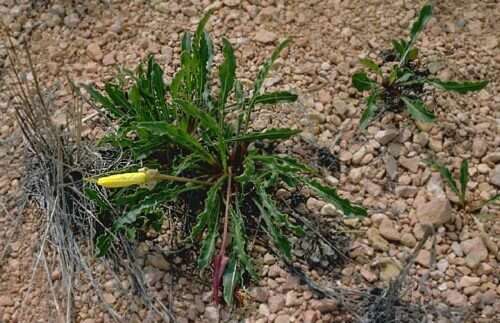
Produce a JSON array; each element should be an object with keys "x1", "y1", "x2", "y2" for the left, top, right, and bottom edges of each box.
[
  {"x1": 254, "y1": 30, "x2": 278, "y2": 43},
  {"x1": 204, "y1": 306, "x2": 219, "y2": 322},
  {"x1": 446, "y1": 290, "x2": 467, "y2": 307},
  {"x1": 268, "y1": 294, "x2": 285, "y2": 313},
  {"x1": 415, "y1": 249, "x2": 432, "y2": 268},
  {"x1": 87, "y1": 43, "x2": 103, "y2": 61},
  {"x1": 490, "y1": 165, "x2": 500, "y2": 187},
  {"x1": 379, "y1": 219, "x2": 400, "y2": 242},
  {"x1": 367, "y1": 228, "x2": 390, "y2": 251},
  {"x1": 416, "y1": 198, "x2": 452, "y2": 225},
  {"x1": 461, "y1": 237, "x2": 488, "y2": 269},
  {"x1": 375, "y1": 129, "x2": 399, "y2": 145},
  {"x1": 274, "y1": 314, "x2": 291, "y2": 323}
]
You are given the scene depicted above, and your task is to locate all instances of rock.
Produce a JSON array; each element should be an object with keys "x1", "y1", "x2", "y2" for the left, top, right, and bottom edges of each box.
[
  {"x1": 258, "y1": 304, "x2": 270, "y2": 316},
  {"x1": 490, "y1": 165, "x2": 500, "y2": 187},
  {"x1": 263, "y1": 253, "x2": 275, "y2": 265},
  {"x1": 360, "y1": 267, "x2": 378, "y2": 282},
  {"x1": 451, "y1": 242, "x2": 463, "y2": 256},
  {"x1": 483, "y1": 152, "x2": 500, "y2": 164},
  {"x1": 375, "y1": 129, "x2": 399, "y2": 145},
  {"x1": 384, "y1": 154, "x2": 398, "y2": 180},
  {"x1": 102, "y1": 293, "x2": 116, "y2": 304},
  {"x1": 461, "y1": 237, "x2": 488, "y2": 269},
  {"x1": 51, "y1": 270, "x2": 61, "y2": 281},
  {"x1": 64, "y1": 13, "x2": 80, "y2": 28},
  {"x1": 87, "y1": 43, "x2": 103, "y2": 61},
  {"x1": 274, "y1": 314, "x2": 291, "y2": 323},
  {"x1": 0, "y1": 295, "x2": 14, "y2": 306},
  {"x1": 251, "y1": 287, "x2": 269, "y2": 302},
  {"x1": 367, "y1": 228, "x2": 390, "y2": 251},
  {"x1": 268, "y1": 294, "x2": 285, "y2": 313},
  {"x1": 379, "y1": 219, "x2": 400, "y2": 241},
  {"x1": 395, "y1": 185, "x2": 417, "y2": 198},
  {"x1": 416, "y1": 198, "x2": 452, "y2": 225},
  {"x1": 320, "y1": 203, "x2": 338, "y2": 216},
  {"x1": 399, "y1": 156, "x2": 420, "y2": 173},
  {"x1": 303, "y1": 310, "x2": 318, "y2": 323},
  {"x1": 458, "y1": 276, "x2": 480, "y2": 289},
  {"x1": 472, "y1": 138, "x2": 488, "y2": 158},
  {"x1": 285, "y1": 290, "x2": 301, "y2": 306},
  {"x1": 204, "y1": 306, "x2": 219, "y2": 322},
  {"x1": 379, "y1": 259, "x2": 402, "y2": 282},
  {"x1": 223, "y1": 0, "x2": 241, "y2": 7},
  {"x1": 364, "y1": 180, "x2": 382, "y2": 197},
  {"x1": 268, "y1": 264, "x2": 283, "y2": 278},
  {"x1": 446, "y1": 290, "x2": 467, "y2": 307},
  {"x1": 352, "y1": 147, "x2": 367, "y2": 164},
  {"x1": 400, "y1": 233, "x2": 417, "y2": 247},
  {"x1": 415, "y1": 249, "x2": 432, "y2": 268},
  {"x1": 254, "y1": 30, "x2": 277, "y2": 43},
  {"x1": 306, "y1": 197, "x2": 325, "y2": 212},
  {"x1": 312, "y1": 299, "x2": 337, "y2": 313},
  {"x1": 146, "y1": 253, "x2": 170, "y2": 271},
  {"x1": 102, "y1": 52, "x2": 115, "y2": 66}
]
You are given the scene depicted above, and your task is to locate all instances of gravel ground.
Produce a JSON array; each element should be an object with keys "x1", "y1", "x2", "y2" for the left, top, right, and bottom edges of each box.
[{"x1": 0, "y1": 0, "x2": 499, "y2": 322}]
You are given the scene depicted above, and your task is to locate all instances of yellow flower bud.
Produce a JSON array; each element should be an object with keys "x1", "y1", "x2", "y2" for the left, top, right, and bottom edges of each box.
[{"x1": 96, "y1": 168, "x2": 158, "y2": 188}]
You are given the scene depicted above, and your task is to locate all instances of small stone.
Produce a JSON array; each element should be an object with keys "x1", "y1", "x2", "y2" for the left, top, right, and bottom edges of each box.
[
  {"x1": 64, "y1": 13, "x2": 80, "y2": 28},
  {"x1": 379, "y1": 260, "x2": 402, "y2": 282},
  {"x1": 312, "y1": 299, "x2": 337, "y2": 313},
  {"x1": 379, "y1": 219, "x2": 400, "y2": 242},
  {"x1": 51, "y1": 270, "x2": 61, "y2": 281},
  {"x1": 375, "y1": 129, "x2": 399, "y2": 145},
  {"x1": 352, "y1": 147, "x2": 367, "y2": 164},
  {"x1": 102, "y1": 293, "x2": 116, "y2": 304},
  {"x1": 458, "y1": 276, "x2": 480, "y2": 289},
  {"x1": 360, "y1": 267, "x2": 378, "y2": 282},
  {"x1": 146, "y1": 253, "x2": 170, "y2": 271},
  {"x1": 223, "y1": 0, "x2": 241, "y2": 7},
  {"x1": 436, "y1": 259, "x2": 449, "y2": 273},
  {"x1": 251, "y1": 287, "x2": 269, "y2": 303},
  {"x1": 87, "y1": 43, "x2": 103, "y2": 61},
  {"x1": 268, "y1": 264, "x2": 283, "y2": 278},
  {"x1": 384, "y1": 154, "x2": 398, "y2": 180},
  {"x1": 451, "y1": 242, "x2": 463, "y2": 256},
  {"x1": 275, "y1": 315, "x2": 291, "y2": 323},
  {"x1": 416, "y1": 198, "x2": 452, "y2": 225},
  {"x1": 0, "y1": 295, "x2": 14, "y2": 306},
  {"x1": 367, "y1": 228, "x2": 390, "y2": 251},
  {"x1": 399, "y1": 156, "x2": 420, "y2": 173},
  {"x1": 490, "y1": 165, "x2": 500, "y2": 187},
  {"x1": 263, "y1": 253, "x2": 275, "y2": 265},
  {"x1": 102, "y1": 52, "x2": 115, "y2": 66},
  {"x1": 204, "y1": 306, "x2": 219, "y2": 322},
  {"x1": 415, "y1": 249, "x2": 432, "y2": 268},
  {"x1": 285, "y1": 290, "x2": 301, "y2": 306},
  {"x1": 255, "y1": 30, "x2": 277, "y2": 43},
  {"x1": 306, "y1": 197, "x2": 325, "y2": 212},
  {"x1": 400, "y1": 233, "x2": 417, "y2": 247},
  {"x1": 395, "y1": 185, "x2": 417, "y2": 198},
  {"x1": 461, "y1": 237, "x2": 488, "y2": 269},
  {"x1": 258, "y1": 303, "x2": 270, "y2": 316},
  {"x1": 303, "y1": 310, "x2": 318, "y2": 323},
  {"x1": 268, "y1": 294, "x2": 285, "y2": 313},
  {"x1": 320, "y1": 203, "x2": 338, "y2": 216},
  {"x1": 472, "y1": 138, "x2": 488, "y2": 158},
  {"x1": 446, "y1": 290, "x2": 467, "y2": 307}
]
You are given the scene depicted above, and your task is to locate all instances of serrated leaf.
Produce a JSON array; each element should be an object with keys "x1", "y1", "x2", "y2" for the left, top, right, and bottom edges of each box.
[
  {"x1": 307, "y1": 180, "x2": 367, "y2": 217},
  {"x1": 392, "y1": 39, "x2": 406, "y2": 57},
  {"x1": 96, "y1": 234, "x2": 113, "y2": 257},
  {"x1": 219, "y1": 38, "x2": 236, "y2": 110},
  {"x1": 360, "y1": 58, "x2": 382, "y2": 76},
  {"x1": 427, "y1": 79, "x2": 488, "y2": 94},
  {"x1": 253, "y1": 91, "x2": 298, "y2": 105},
  {"x1": 191, "y1": 180, "x2": 223, "y2": 239},
  {"x1": 409, "y1": 5, "x2": 433, "y2": 44},
  {"x1": 174, "y1": 99, "x2": 220, "y2": 135},
  {"x1": 226, "y1": 128, "x2": 300, "y2": 143},
  {"x1": 222, "y1": 257, "x2": 239, "y2": 305},
  {"x1": 352, "y1": 72, "x2": 376, "y2": 91},
  {"x1": 230, "y1": 207, "x2": 256, "y2": 278},
  {"x1": 137, "y1": 121, "x2": 216, "y2": 164},
  {"x1": 401, "y1": 96, "x2": 436, "y2": 123},
  {"x1": 359, "y1": 93, "x2": 378, "y2": 129},
  {"x1": 434, "y1": 162, "x2": 460, "y2": 197},
  {"x1": 197, "y1": 211, "x2": 219, "y2": 269},
  {"x1": 459, "y1": 159, "x2": 469, "y2": 203}
]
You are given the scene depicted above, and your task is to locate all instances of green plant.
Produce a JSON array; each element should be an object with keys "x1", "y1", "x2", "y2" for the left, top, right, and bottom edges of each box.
[
  {"x1": 84, "y1": 11, "x2": 366, "y2": 305},
  {"x1": 352, "y1": 4, "x2": 488, "y2": 129},
  {"x1": 431, "y1": 159, "x2": 469, "y2": 208}
]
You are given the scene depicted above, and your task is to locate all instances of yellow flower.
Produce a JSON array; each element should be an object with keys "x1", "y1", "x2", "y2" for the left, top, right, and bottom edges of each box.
[{"x1": 96, "y1": 168, "x2": 159, "y2": 188}]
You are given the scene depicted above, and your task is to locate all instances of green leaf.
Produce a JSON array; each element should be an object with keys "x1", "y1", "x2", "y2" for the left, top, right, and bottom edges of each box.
[
  {"x1": 174, "y1": 99, "x2": 220, "y2": 135},
  {"x1": 360, "y1": 58, "x2": 382, "y2": 76},
  {"x1": 433, "y1": 162, "x2": 460, "y2": 197},
  {"x1": 307, "y1": 180, "x2": 367, "y2": 217},
  {"x1": 191, "y1": 180, "x2": 223, "y2": 239},
  {"x1": 407, "y1": 47, "x2": 419, "y2": 61},
  {"x1": 197, "y1": 213, "x2": 219, "y2": 269},
  {"x1": 222, "y1": 257, "x2": 239, "y2": 305},
  {"x1": 401, "y1": 97, "x2": 436, "y2": 123},
  {"x1": 459, "y1": 159, "x2": 469, "y2": 203},
  {"x1": 392, "y1": 39, "x2": 406, "y2": 57},
  {"x1": 227, "y1": 128, "x2": 300, "y2": 143},
  {"x1": 359, "y1": 93, "x2": 378, "y2": 129},
  {"x1": 427, "y1": 79, "x2": 488, "y2": 94},
  {"x1": 84, "y1": 85, "x2": 122, "y2": 118},
  {"x1": 96, "y1": 234, "x2": 113, "y2": 257},
  {"x1": 485, "y1": 194, "x2": 500, "y2": 206},
  {"x1": 137, "y1": 121, "x2": 216, "y2": 164},
  {"x1": 253, "y1": 91, "x2": 298, "y2": 105},
  {"x1": 218, "y1": 38, "x2": 236, "y2": 110},
  {"x1": 352, "y1": 72, "x2": 376, "y2": 91},
  {"x1": 409, "y1": 4, "x2": 433, "y2": 45},
  {"x1": 230, "y1": 207, "x2": 256, "y2": 278}
]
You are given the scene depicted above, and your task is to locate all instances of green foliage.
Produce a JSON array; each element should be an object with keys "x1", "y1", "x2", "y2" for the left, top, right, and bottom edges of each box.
[
  {"x1": 352, "y1": 3, "x2": 488, "y2": 129},
  {"x1": 86, "y1": 11, "x2": 364, "y2": 305},
  {"x1": 430, "y1": 159, "x2": 469, "y2": 208}
]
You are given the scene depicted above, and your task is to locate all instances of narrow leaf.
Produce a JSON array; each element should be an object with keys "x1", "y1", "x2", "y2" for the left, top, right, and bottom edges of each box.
[
  {"x1": 360, "y1": 58, "x2": 382, "y2": 76},
  {"x1": 218, "y1": 38, "x2": 236, "y2": 109},
  {"x1": 401, "y1": 96, "x2": 436, "y2": 123},
  {"x1": 359, "y1": 93, "x2": 378, "y2": 129},
  {"x1": 253, "y1": 91, "x2": 298, "y2": 105},
  {"x1": 307, "y1": 180, "x2": 367, "y2": 217},
  {"x1": 222, "y1": 257, "x2": 239, "y2": 305},
  {"x1": 427, "y1": 79, "x2": 488, "y2": 94},
  {"x1": 409, "y1": 4, "x2": 433, "y2": 45},
  {"x1": 197, "y1": 214, "x2": 219, "y2": 269},
  {"x1": 459, "y1": 159, "x2": 469, "y2": 201}
]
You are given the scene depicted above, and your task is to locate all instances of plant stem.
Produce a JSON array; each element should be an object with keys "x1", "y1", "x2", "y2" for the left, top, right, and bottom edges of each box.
[
  {"x1": 156, "y1": 174, "x2": 210, "y2": 186},
  {"x1": 221, "y1": 167, "x2": 232, "y2": 251}
]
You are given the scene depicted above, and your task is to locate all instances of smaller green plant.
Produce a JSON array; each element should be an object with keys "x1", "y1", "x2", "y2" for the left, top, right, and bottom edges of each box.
[
  {"x1": 352, "y1": 4, "x2": 488, "y2": 129},
  {"x1": 431, "y1": 159, "x2": 469, "y2": 208}
]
